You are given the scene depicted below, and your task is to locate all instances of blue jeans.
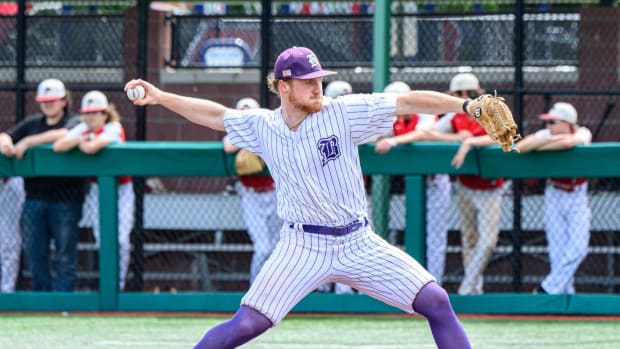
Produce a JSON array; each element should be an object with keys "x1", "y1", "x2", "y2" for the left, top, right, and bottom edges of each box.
[{"x1": 21, "y1": 199, "x2": 82, "y2": 291}]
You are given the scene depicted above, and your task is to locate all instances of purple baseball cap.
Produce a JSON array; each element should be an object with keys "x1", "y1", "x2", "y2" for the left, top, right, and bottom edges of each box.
[{"x1": 274, "y1": 47, "x2": 336, "y2": 80}]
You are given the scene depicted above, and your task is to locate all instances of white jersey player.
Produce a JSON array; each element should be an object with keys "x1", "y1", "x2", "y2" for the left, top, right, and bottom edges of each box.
[
  {"x1": 516, "y1": 102, "x2": 592, "y2": 294},
  {"x1": 126, "y1": 46, "x2": 474, "y2": 349},
  {"x1": 54, "y1": 91, "x2": 134, "y2": 291},
  {"x1": 316, "y1": 79, "x2": 355, "y2": 295},
  {"x1": 440, "y1": 73, "x2": 503, "y2": 295},
  {"x1": 375, "y1": 81, "x2": 452, "y2": 285},
  {"x1": 0, "y1": 176, "x2": 25, "y2": 292},
  {"x1": 223, "y1": 97, "x2": 282, "y2": 285}
]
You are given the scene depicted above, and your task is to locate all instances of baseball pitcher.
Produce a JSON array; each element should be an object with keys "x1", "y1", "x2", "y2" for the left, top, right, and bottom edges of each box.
[{"x1": 124, "y1": 46, "x2": 513, "y2": 349}]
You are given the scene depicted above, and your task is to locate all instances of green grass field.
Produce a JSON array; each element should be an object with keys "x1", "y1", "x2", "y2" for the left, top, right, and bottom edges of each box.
[{"x1": 1, "y1": 313, "x2": 619, "y2": 349}]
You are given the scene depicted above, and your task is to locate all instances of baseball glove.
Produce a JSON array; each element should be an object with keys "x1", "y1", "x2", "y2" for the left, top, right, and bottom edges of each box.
[
  {"x1": 235, "y1": 149, "x2": 265, "y2": 175},
  {"x1": 468, "y1": 92, "x2": 522, "y2": 152}
]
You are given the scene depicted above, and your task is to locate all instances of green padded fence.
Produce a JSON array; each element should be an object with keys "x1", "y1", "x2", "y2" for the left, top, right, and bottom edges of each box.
[{"x1": 0, "y1": 142, "x2": 619, "y2": 314}]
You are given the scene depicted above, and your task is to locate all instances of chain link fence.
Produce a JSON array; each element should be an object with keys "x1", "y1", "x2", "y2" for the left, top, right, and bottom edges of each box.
[
  {"x1": 1, "y1": 1, "x2": 619, "y2": 294},
  {"x1": 0, "y1": 1, "x2": 139, "y2": 292}
]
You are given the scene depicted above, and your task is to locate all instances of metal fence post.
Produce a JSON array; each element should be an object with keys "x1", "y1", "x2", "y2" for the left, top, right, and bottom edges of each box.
[
  {"x1": 130, "y1": 0, "x2": 150, "y2": 292},
  {"x1": 511, "y1": 0, "x2": 526, "y2": 292},
  {"x1": 99, "y1": 176, "x2": 119, "y2": 310},
  {"x1": 15, "y1": 0, "x2": 26, "y2": 123},
  {"x1": 371, "y1": 0, "x2": 392, "y2": 240}
]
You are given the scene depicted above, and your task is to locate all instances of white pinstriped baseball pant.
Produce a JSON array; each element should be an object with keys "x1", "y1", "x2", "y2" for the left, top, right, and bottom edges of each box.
[
  {"x1": 541, "y1": 183, "x2": 590, "y2": 294},
  {"x1": 237, "y1": 184, "x2": 282, "y2": 284},
  {"x1": 0, "y1": 177, "x2": 25, "y2": 292},
  {"x1": 425, "y1": 174, "x2": 451, "y2": 285},
  {"x1": 242, "y1": 224, "x2": 435, "y2": 325},
  {"x1": 87, "y1": 181, "x2": 135, "y2": 291}
]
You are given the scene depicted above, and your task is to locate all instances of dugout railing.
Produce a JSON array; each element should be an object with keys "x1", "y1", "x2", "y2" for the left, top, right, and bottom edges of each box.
[{"x1": 1, "y1": 142, "x2": 620, "y2": 315}]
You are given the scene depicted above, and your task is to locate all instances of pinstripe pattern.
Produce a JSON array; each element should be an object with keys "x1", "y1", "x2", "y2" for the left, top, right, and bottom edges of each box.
[
  {"x1": 224, "y1": 93, "x2": 435, "y2": 326},
  {"x1": 224, "y1": 94, "x2": 396, "y2": 225},
  {"x1": 0, "y1": 177, "x2": 24, "y2": 292},
  {"x1": 242, "y1": 225, "x2": 434, "y2": 325}
]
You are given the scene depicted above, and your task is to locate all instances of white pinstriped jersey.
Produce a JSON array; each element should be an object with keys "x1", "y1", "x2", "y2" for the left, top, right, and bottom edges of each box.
[
  {"x1": 415, "y1": 113, "x2": 439, "y2": 131},
  {"x1": 534, "y1": 127, "x2": 592, "y2": 145},
  {"x1": 434, "y1": 112, "x2": 457, "y2": 132},
  {"x1": 224, "y1": 93, "x2": 397, "y2": 226},
  {"x1": 67, "y1": 121, "x2": 124, "y2": 143}
]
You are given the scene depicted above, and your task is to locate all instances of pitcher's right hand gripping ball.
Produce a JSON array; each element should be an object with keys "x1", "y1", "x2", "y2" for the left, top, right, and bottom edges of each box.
[
  {"x1": 468, "y1": 92, "x2": 522, "y2": 152},
  {"x1": 126, "y1": 85, "x2": 145, "y2": 101},
  {"x1": 124, "y1": 79, "x2": 157, "y2": 106}
]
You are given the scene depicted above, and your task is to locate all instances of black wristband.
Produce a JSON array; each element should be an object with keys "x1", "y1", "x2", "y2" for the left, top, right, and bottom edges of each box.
[{"x1": 462, "y1": 99, "x2": 472, "y2": 114}]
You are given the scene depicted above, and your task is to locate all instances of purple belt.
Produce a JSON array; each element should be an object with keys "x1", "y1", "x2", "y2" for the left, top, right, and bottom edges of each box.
[{"x1": 290, "y1": 217, "x2": 369, "y2": 236}]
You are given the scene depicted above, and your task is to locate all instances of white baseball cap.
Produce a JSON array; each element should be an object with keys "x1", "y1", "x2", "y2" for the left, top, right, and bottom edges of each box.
[
  {"x1": 540, "y1": 102, "x2": 577, "y2": 124},
  {"x1": 80, "y1": 90, "x2": 108, "y2": 113},
  {"x1": 35, "y1": 78, "x2": 66, "y2": 102},
  {"x1": 235, "y1": 97, "x2": 259, "y2": 110},
  {"x1": 324, "y1": 80, "x2": 352, "y2": 98},
  {"x1": 384, "y1": 81, "x2": 411, "y2": 94},
  {"x1": 449, "y1": 73, "x2": 480, "y2": 92}
]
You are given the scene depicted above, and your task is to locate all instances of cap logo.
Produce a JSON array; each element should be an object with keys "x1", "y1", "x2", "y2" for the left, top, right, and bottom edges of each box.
[
  {"x1": 282, "y1": 69, "x2": 291, "y2": 77},
  {"x1": 307, "y1": 53, "x2": 319, "y2": 68},
  {"x1": 44, "y1": 87, "x2": 52, "y2": 94}
]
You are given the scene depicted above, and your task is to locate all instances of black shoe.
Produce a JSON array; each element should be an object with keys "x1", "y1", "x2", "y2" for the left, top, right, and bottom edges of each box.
[
  {"x1": 223, "y1": 179, "x2": 237, "y2": 195},
  {"x1": 532, "y1": 285, "x2": 547, "y2": 294}
]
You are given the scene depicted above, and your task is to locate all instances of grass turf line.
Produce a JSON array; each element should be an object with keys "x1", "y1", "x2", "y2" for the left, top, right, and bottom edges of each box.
[{"x1": 1, "y1": 314, "x2": 619, "y2": 349}]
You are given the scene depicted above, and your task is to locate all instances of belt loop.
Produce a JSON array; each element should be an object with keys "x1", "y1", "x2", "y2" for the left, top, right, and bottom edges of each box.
[{"x1": 359, "y1": 216, "x2": 368, "y2": 227}]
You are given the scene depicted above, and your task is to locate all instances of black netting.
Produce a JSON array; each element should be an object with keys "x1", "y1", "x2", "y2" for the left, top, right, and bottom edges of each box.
[{"x1": 26, "y1": 16, "x2": 124, "y2": 67}]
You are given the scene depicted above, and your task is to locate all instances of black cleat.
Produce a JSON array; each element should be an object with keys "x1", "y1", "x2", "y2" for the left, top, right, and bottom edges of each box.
[{"x1": 532, "y1": 285, "x2": 547, "y2": 294}]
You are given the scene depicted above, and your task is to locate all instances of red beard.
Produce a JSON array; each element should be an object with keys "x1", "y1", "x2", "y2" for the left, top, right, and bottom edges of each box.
[{"x1": 288, "y1": 91, "x2": 323, "y2": 114}]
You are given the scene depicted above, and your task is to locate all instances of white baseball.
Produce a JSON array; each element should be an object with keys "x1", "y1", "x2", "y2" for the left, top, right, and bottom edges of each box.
[{"x1": 126, "y1": 85, "x2": 145, "y2": 101}]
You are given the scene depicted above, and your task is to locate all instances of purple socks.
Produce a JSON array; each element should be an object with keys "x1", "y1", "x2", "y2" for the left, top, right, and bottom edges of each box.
[
  {"x1": 413, "y1": 282, "x2": 471, "y2": 349},
  {"x1": 193, "y1": 283, "x2": 469, "y2": 349},
  {"x1": 193, "y1": 305, "x2": 272, "y2": 349},
  {"x1": 413, "y1": 282, "x2": 472, "y2": 349}
]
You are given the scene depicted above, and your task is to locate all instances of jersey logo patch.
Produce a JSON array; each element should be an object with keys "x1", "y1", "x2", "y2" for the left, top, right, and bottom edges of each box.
[{"x1": 317, "y1": 135, "x2": 341, "y2": 166}]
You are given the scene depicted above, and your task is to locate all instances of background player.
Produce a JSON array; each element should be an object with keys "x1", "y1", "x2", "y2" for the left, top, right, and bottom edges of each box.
[
  {"x1": 125, "y1": 46, "x2": 474, "y2": 349},
  {"x1": 223, "y1": 97, "x2": 282, "y2": 285},
  {"x1": 323, "y1": 80, "x2": 352, "y2": 99},
  {"x1": 317, "y1": 79, "x2": 355, "y2": 295},
  {"x1": 374, "y1": 80, "x2": 452, "y2": 285},
  {"x1": 0, "y1": 176, "x2": 24, "y2": 292},
  {"x1": 442, "y1": 73, "x2": 504, "y2": 295},
  {"x1": 0, "y1": 78, "x2": 85, "y2": 291},
  {"x1": 516, "y1": 102, "x2": 592, "y2": 294},
  {"x1": 54, "y1": 90, "x2": 134, "y2": 291}
]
